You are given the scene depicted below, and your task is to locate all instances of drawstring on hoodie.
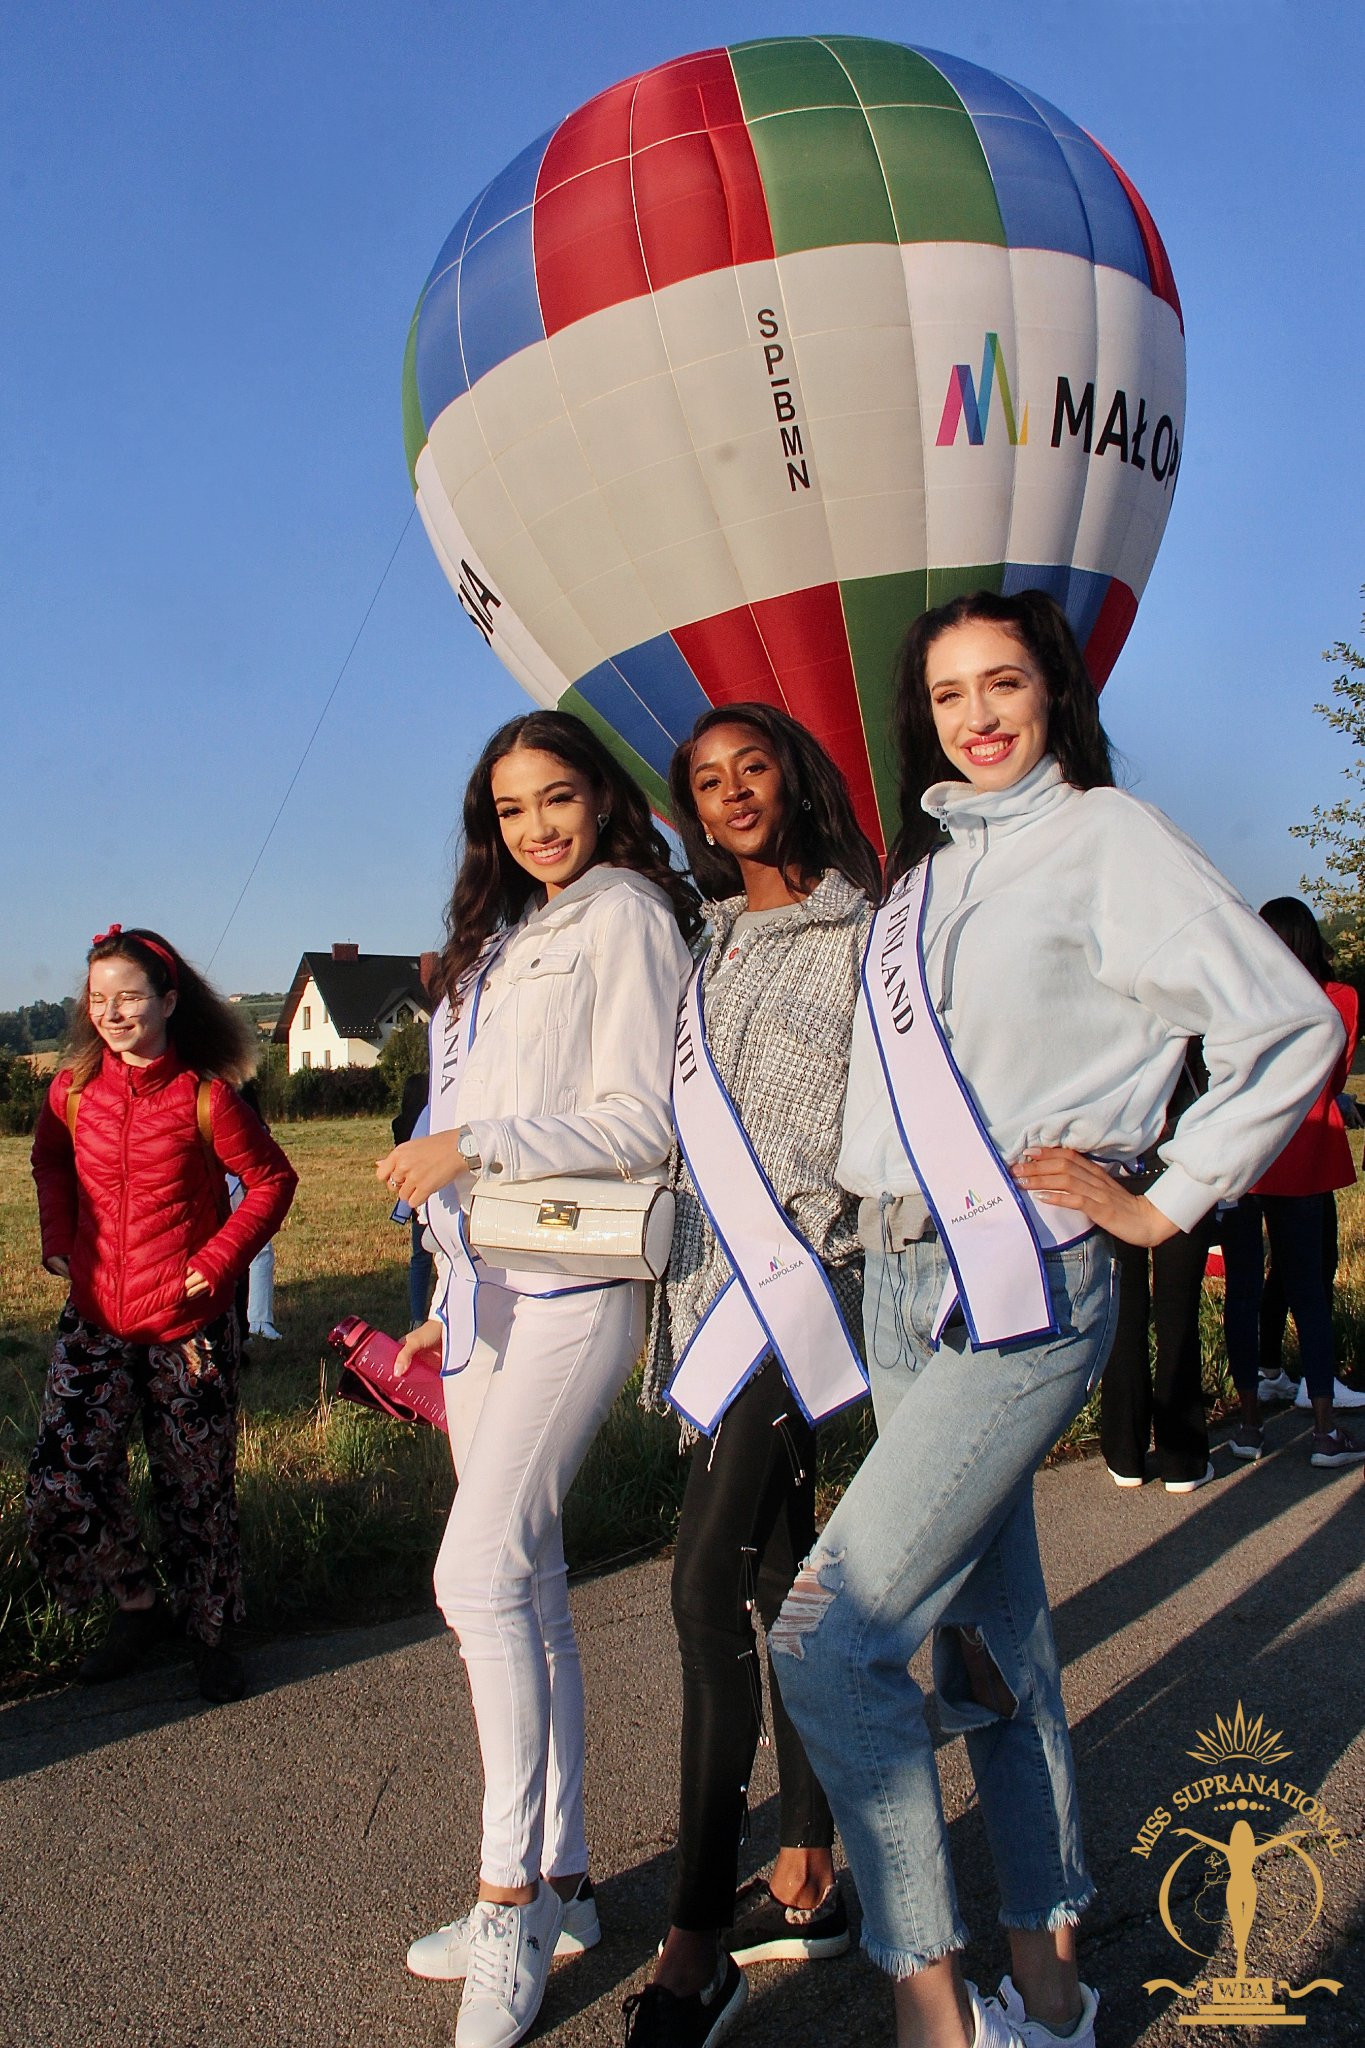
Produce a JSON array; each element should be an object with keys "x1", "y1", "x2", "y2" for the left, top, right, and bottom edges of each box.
[{"x1": 771, "y1": 1410, "x2": 806, "y2": 1486}]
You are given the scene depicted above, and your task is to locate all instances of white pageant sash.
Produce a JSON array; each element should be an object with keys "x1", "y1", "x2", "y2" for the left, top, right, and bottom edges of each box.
[
  {"x1": 667, "y1": 958, "x2": 869, "y2": 1434},
  {"x1": 863, "y1": 861, "x2": 1084, "y2": 1350},
  {"x1": 425, "y1": 943, "x2": 574, "y2": 1375}
]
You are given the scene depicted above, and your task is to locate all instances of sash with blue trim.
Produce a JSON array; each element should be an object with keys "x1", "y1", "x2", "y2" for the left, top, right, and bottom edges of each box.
[
  {"x1": 425, "y1": 941, "x2": 593, "y2": 1375},
  {"x1": 863, "y1": 859, "x2": 1084, "y2": 1349},
  {"x1": 666, "y1": 957, "x2": 868, "y2": 1433}
]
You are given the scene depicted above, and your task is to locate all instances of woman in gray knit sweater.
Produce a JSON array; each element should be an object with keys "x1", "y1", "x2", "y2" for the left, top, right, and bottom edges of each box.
[{"x1": 624, "y1": 705, "x2": 881, "y2": 2048}]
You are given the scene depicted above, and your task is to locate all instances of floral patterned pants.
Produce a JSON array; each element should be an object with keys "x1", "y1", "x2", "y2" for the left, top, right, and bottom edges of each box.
[{"x1": 25, "y1": 1303, "x2": 244, "y2": 1646}]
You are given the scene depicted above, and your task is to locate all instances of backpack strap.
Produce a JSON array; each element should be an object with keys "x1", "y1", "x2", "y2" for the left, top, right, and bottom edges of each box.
[
  {"x1": 65, "y1": 1076, "x2": 217, "y2": 1166},
  {"x1": 197, "y1": 1077, "x2": 214, "y2": 1154}
]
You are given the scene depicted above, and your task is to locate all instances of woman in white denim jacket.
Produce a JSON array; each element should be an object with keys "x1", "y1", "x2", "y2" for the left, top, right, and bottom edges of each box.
[{"x1": 379, "y1": 711, "x2": 700, "y2": 2048}]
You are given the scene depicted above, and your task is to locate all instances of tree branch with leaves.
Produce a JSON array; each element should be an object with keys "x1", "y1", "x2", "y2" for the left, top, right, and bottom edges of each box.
[{"x1": 1293, "y1": 591, "x2": 1365, "y2": 971}]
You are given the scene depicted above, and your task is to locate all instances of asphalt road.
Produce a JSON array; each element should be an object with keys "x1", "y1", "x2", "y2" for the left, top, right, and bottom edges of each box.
[{"x1": 2, "y1": 1406, "x2": 1361, "y2": 2048}]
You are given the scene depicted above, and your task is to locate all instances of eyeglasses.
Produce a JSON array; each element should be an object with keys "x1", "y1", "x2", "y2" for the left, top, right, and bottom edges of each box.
[{"x1": 88, "y1": 991, "x2": 158, "y2": 1013}]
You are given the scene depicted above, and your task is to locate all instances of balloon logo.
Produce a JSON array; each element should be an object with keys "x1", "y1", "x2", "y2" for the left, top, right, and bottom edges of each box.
[{"x1": 405, "y1": 36, "x2": 1185, "y2": 849}]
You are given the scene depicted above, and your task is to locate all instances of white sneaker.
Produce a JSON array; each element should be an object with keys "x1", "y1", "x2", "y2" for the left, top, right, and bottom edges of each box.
[
  {"x1": 998, "y1": 1973, "x2": 1100, "y2": 2048},
  {"x1": 455, "y1": 1885, "x2": 564, "y2": 2048},
  {"x1": 249, "y1": 1322, "x2": 283, "y2": 1341},
  {"x1": 407, "y1": 1878, "x2": 599, "y2": 1979},
  {"x1": 1105, "y1": 1467, "x2": 1143, "y2": 1489},
  {"x1": 1257, "y1": 1370, "x2": 1298, "y2": 1402},
  {"x1": 1164, "y1": 1460, "x2": 1215, "y2": 1494},
  {"x1": 967, "y1": 1982, "x2": 1027, "y2": 2047},
  {"x1": 1295, "y1": 1376, "x2": 1365, "y2": 1410}
]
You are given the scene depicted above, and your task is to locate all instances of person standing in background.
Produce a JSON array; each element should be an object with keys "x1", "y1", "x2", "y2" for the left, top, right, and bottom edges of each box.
[
  {"x1": 1222, "y1": 897, "x2": 1363, "y2": 1465},
  {"x1": 391, "y1": 1067, "x2": 435, "y2": 1329},
  {"x1": 28, "y1": 926, "x2": 297, "y2": 1703},
  {"x1": 1100, "y1": 1047, "x2": 1217, "y2": 1492}
]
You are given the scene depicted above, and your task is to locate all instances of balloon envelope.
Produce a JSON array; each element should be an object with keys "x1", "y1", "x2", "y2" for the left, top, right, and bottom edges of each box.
[{"x1": 405, "y1": 36, "x2": 1185, "y2": 847}]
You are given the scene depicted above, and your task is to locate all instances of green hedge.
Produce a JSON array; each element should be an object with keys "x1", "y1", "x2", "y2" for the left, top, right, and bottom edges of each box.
[
  {"x1": 0, "y1": 1039, "x2": 425, "y2": 1135},
  {"x1": 0, "y1": 1052, "x2": 44, "y2": 1136}
]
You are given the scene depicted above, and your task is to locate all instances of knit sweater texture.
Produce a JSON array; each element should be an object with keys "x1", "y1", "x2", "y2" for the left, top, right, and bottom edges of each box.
[{"x1": 643, "y1": 869, "x2": 871, "y2": 1413}]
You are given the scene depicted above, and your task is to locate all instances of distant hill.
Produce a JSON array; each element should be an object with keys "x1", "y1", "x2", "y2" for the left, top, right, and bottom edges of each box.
[{"x1": 231, "y1": 992, "x2": 285, "y2": 1029}]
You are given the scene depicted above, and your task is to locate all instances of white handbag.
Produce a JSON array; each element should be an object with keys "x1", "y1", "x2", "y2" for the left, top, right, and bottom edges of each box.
[{"x1": 466, "y1": 1176, "x2": 676, "y2": 1282}]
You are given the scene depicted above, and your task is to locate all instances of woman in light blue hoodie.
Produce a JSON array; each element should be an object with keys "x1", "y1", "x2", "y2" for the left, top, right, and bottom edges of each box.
[{"x1": 773, "y1": 591, "x2": 1342, "y2": 2048}]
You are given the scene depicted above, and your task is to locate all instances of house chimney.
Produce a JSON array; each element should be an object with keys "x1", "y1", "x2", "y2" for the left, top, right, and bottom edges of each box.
[
  {"x1": 332, "y1": 942, "x2": 360, "y2": 961},
  {"x1": 420, "y1": 950, "x2": 441, "y2": 994}
]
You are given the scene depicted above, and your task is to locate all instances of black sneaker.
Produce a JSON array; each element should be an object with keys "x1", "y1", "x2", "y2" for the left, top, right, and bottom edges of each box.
[
  {"x1": 76, "y1": 1598, "x2": 174, "y2": 1684},
  {"x1": 727, "y1": 1877, "x2": 850, "y2": 1964},
  {"x1": 193, "y1": 1631, "x2": 247, "y2": 1703},
  {"x1": 622, "y1": 1956, "x2": 748, "y2": 2046}
]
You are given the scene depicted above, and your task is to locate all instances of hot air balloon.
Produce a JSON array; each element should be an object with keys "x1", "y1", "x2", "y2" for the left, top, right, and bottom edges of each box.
[{"x1": 404, "y1": 35, "x2": 1184, "y2": 850}]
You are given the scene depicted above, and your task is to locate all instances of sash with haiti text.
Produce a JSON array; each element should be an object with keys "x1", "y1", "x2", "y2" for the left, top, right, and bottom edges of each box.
[
  {"x1": 666, "y1": 956, "x2": 869, "y2": 1434},
  {"x1": 863, "y1": 859, "x2": 1085, "y2": 1349},
  {"x1": 425, "y1": 940, "x2": 579, "y2": 1376}
]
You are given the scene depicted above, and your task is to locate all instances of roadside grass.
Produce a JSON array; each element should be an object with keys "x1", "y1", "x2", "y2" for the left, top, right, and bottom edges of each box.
[{"x1": 3, "y1": 1118, "x2": 1364, "y2": 1691}]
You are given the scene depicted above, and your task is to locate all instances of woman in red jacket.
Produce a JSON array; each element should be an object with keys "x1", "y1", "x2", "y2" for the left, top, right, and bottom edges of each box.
[
  {"x1": 1222, "y1": 898, "x2": 1361, "y2": 1467},
  {"x1": 28, "y1": 925, "x2": 297, "y2": 1700}
]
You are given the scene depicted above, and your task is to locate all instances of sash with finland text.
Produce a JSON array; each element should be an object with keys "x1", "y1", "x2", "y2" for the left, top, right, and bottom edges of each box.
[
  {"x1": 864, "y1": 859, "x2": 1087, "y2": 1350},
  {"x1": 666, "y1": 957, "x2": 869, "y2": 1434},
  {"x1": 425, "y1": 941, "x2": 583, "y2": 1376}
]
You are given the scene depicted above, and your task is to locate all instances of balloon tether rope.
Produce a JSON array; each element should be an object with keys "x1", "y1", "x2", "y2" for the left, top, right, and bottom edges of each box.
[{"x1": 206, "y1": 507, "x2": 416, "y2": 970}]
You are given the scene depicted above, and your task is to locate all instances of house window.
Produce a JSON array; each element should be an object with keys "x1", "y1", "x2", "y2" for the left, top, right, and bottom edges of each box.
[
  {"x1": 323, "y1": 1050, "x2": 332, "y2": 1070},
  {"x1": 301, "y1": 1051, "x2": 312, "y2": 1070},
  {"x1": 302, "y1": 1005, "x2": 312, "y2": 1030}
]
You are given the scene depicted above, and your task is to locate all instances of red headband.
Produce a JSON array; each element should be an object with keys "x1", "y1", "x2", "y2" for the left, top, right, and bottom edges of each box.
[{"x1": 91, "y1": 924, "x2": 179, "y2": 987}]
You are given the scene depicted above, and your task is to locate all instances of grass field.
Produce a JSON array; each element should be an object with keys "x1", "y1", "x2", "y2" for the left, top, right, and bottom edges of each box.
[{"x1": 3, "y1": 1115, "x2": 1363, "y2": 1690}]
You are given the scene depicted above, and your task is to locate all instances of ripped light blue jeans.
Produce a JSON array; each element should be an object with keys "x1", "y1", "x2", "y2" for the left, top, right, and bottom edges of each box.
[{"x1": 773, "y1": 1225, "x2": 1118, "y2": 1977}]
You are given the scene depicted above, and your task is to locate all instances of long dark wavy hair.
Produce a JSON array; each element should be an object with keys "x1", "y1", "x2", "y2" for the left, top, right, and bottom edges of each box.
[
  {"x1": 65, "y1": 928, "x2": 257, "y2": 1087},
  {"x1": 887, "y1": 589, "x2": 1116, "y2": 884},
  {"x1": 437, "y1": 711, "x2": 702, "y2": 998},
  {"x1": 668, "y1": 702, "x2": 883, "y2": 905},
  {"x1": 1260, "y1": 896, "x2": 1333, "y2": 986}
]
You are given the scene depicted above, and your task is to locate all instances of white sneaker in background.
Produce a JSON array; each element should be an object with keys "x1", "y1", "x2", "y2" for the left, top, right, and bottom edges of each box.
[
  {"x1": 1164, "y1": 1460, "x2": 1215, "y2": 1494},
  {"x1": 407, "y1": 1878, "x2": 599, "y2": 1980},
  {"x1": 997, "y1": 1973, "x2": 1100, "y2": 2048},
  {"x1": 1257, "y1": 1370, "x2": 1298, "y2": 1401},
  {"x1": 1295, "y1": 1376, "x2": 1365, "y2": 1410},
  {"x1": 455, "y1": 1884, "x2": 564, "y2": 2048},
  {"x1": 249, "y1": 1322, "x2": 284, "y2": 1340}
]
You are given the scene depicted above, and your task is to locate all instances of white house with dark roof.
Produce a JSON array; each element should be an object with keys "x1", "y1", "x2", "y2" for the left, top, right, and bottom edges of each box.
[{"x1": 274, "y1": 944, "x2": 437, "y2": 1074}]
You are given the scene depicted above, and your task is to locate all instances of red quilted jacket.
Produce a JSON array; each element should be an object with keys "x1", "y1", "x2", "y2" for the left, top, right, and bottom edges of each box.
[
  {"x1": 1253, "y1": 981, "x2": 1360, "y2": 1198},
  {"x1": 31, "y1": 1048, "x2": 297, "y2": 1342}
]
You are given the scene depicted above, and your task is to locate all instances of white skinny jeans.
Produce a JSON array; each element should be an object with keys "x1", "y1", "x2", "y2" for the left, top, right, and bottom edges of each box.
[{"x1": 435, "y1": 1277, "x2": 644, "y2": 1888}]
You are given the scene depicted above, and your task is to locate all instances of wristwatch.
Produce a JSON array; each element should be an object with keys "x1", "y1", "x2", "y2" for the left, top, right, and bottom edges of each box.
[{"x1": 456, "y1": 1125, "x2": 482, "y2": 1171}]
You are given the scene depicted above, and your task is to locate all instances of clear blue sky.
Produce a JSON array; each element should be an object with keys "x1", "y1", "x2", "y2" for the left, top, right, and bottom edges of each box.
[{"x1": 3, "y1": 0, "x2": 1362, "y2": 1008}]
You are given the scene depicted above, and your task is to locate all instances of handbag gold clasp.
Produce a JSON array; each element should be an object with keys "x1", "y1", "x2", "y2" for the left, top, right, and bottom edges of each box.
[{"x1": 537, "y1": 1199, "x2": 580, "y2": 1229}]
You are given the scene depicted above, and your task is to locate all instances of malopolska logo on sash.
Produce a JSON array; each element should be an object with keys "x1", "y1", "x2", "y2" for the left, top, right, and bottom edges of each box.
[{"x1": 949, "y1": 1187, "x2": 1005, "y2": 1227}]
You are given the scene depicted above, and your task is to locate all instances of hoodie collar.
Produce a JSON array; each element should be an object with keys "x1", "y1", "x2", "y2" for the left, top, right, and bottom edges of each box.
[
  {"x1": 520, "y1": 860, "x2": 668, "y2": 933},
  {"x1": 921, "y1": 755, "x2": 1074, "y2": 845},
  {"x1": 705, "y1": 868, "x2": 867, "y2": 952}
]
